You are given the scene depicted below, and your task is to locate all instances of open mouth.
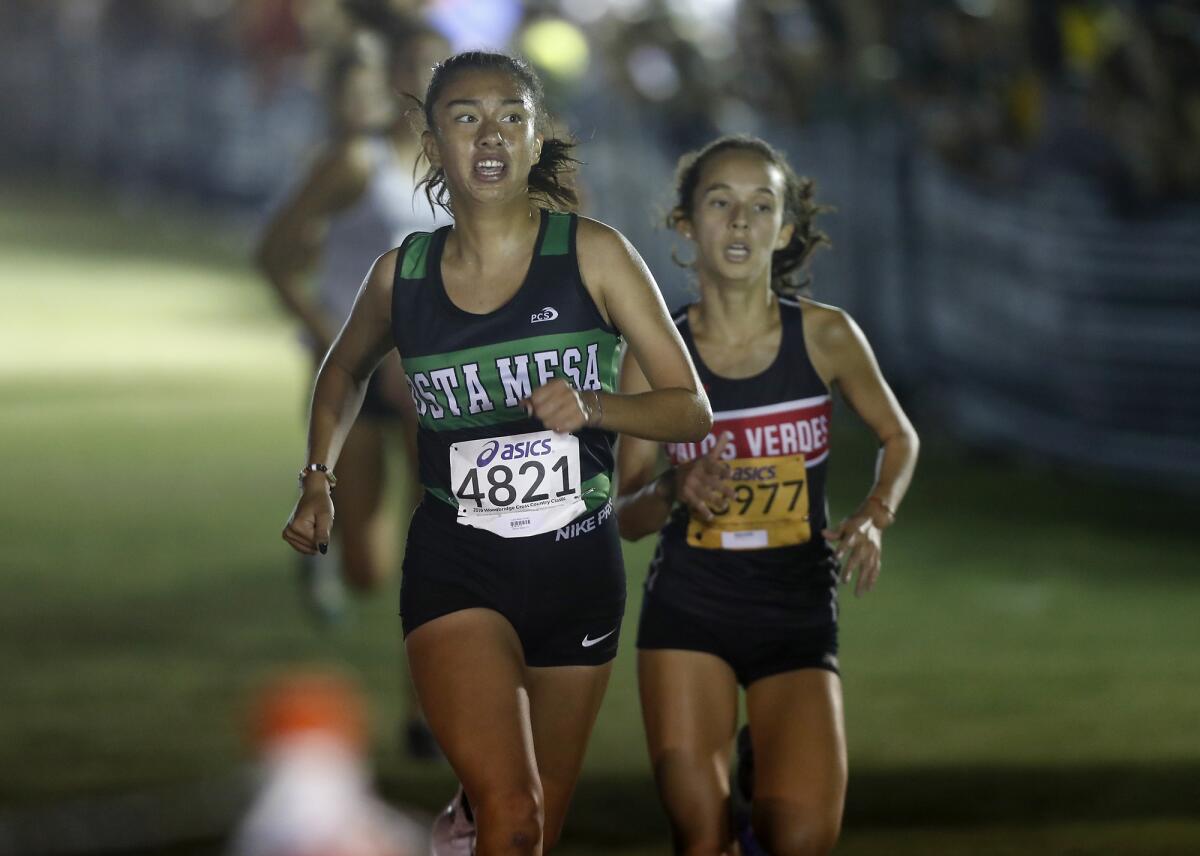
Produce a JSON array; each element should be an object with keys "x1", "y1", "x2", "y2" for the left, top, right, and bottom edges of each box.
[
  {"x1": 473, "y1": 157, "x2": 507, "y2": 182},
  {"x1": 723, "y1": 242, "x2": 750, "y2": 263}
]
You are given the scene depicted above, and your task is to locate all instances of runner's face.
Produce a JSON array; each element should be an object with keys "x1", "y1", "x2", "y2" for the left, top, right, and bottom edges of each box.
[
  {"x1": 683, "y1": 150, "x2": 793, "y2": 285},
  {"x1": 424, "y1": 69, "x2": 544, "y2": 206}
]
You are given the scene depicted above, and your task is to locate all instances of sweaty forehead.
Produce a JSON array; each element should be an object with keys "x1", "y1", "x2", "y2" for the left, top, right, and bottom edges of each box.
[
  {"x1": 699, "y1": 149, "x2": 786, "y2": 194},
  {"x1": 435, "y1": 68, "x2": 533, "y2": 109}
]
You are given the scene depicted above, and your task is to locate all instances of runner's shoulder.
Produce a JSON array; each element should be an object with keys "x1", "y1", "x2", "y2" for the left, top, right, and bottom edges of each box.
[
  {"x1": 362, "y1": 246, "x2": 402, "y2": 301},
  {"x1": 575, "y1": 216, "x2": 641, "y2": 271},
  {"x1": 388, "y1": 230, "x2": 440, "y2": 291},
  {"x1": 791, "y1": 296, "x2": 859, "y2": 354}
]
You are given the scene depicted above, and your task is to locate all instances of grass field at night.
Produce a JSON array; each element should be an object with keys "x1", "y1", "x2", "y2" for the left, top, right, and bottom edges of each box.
[{"x1": 2, "y1": 185, "x2": 1199, "y2": 854}]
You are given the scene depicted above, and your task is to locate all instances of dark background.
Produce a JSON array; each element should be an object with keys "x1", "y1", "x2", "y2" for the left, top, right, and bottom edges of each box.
[{"x1": 1, "y1": 2, "x2": 1198, "y2": 854}]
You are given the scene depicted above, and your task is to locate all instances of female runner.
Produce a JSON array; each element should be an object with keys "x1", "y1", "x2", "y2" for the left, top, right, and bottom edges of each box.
[
  {"x1": 282, "y1": 52, "x2": 711, "y2": 855},
  {"x1": 617, "y1": 136, "x2": 919, "y2": 856},
  {"x1": 257, "y1": 23, "x2": 446, "y2": 615}
]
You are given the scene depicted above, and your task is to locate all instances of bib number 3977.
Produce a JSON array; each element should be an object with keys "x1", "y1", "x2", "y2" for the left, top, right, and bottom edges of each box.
[{"x1": 449, "y1": 430, "x2": 585, "y2": 538}]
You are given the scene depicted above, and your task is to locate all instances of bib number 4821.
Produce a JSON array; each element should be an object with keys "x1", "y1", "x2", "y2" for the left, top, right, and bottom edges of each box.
[
  {"x1": 449, "y1": 431, "x2": 586, "y2": 538},
  {"x1": 455, "y1": 456, "x2": 574, "y2": 508}
]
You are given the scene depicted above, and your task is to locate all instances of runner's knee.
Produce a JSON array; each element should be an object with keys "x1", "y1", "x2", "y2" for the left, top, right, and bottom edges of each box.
[
  {"x1": 475, "y1": 786, "x2": 544, "y2": 854},
  {"x1": 753, "y1": 804, "x2": 840, "y2": 856}
]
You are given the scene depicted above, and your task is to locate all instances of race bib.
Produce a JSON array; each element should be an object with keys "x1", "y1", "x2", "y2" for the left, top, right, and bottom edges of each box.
[
  {"x1": 686, "y1": 454, "x2": 811, "y2": 550},
  {"x1": 449, "y1": 430, "x2": 585, "y2": 538}
]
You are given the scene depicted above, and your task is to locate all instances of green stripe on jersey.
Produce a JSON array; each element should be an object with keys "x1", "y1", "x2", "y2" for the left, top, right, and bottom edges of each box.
[
  {"x1": 400, "y1": 233, "x2": 432, "y2": 279},
  {"x1": 403, "y1": 328, "x2": 621, "y2": 432},
  {"x1": 581, "y1": 473, "x2": 611, "y2": 511},
  {"x1": 425, "y1": 472, "x2": 612, "y2": 510},
  {"x1": 540, "y1": 213, "x2": 571, "y2": 256}
]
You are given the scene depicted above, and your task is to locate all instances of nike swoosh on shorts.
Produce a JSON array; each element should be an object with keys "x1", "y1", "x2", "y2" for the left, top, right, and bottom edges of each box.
[{"x1": 581, "y1": 628, "x2": 616, "y2": 647}]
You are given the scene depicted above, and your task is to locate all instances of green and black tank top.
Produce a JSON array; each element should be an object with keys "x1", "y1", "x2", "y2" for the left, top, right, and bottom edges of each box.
[{"x1": 391, "y1": 210, "x2": 622, "y2": 518}]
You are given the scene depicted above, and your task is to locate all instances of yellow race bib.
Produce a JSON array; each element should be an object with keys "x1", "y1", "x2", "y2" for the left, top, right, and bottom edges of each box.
[{"x1": 686, "y1": 454, "x2": 811, "y2": 550}]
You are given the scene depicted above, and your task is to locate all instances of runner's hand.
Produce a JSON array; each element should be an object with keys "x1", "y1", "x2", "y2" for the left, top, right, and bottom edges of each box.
[
  {"x1": 523, "y1": 379, "x2": 593, "y2": 433},
  {"x1": 823, "y1": 513, "x2": 882, "y2": 597},
  {"x1": 282, "y1": 484, "x2": 335, "y2": 556},
  {"x1": 676, "y1": 432, "x2": 735, "y2": 523}
]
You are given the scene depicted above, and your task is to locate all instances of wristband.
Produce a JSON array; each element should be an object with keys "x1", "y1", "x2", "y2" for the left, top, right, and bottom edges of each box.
[
  {"x1": 299, "y1": 463, "x2": 337, "y2": 490},
  {"x1": 584, "y1": 390, "x2": 604, "y2": 428},
  {"x1": 866, "y1": 494, "x2": 895, "y2": 523}
]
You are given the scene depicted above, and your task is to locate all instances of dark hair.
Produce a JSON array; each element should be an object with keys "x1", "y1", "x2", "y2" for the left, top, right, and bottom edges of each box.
[
  {"x1": 340, "y1": 1, "x2": 446, "y2": 78},
  {"x1": 341, "y1": 0, "x2": 426, "y2": 42},
  {"x1": 323, "y1": 36, "x2": 379, "y2": 110},
  {"x1": 413, "y1": 51, "x2": 580, "y2": 215},
  {"x1": 668, "y1": 135, "x2": 830, "y2": 296}
]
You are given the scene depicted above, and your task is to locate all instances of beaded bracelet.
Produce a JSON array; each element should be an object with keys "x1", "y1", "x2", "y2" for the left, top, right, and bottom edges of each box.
[{"x1": 298, "y1": 463, "x2": 337, "y2": 490}]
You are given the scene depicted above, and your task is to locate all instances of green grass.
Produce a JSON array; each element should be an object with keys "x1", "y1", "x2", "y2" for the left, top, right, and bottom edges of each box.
[{"x1": 2, "y1": 184, "x2": 1199, "y2": 854}]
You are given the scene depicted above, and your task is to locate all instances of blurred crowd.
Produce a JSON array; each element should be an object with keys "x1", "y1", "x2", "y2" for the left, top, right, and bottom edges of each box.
[
  {"x1": 3, "y1": 0, "x2": 1199, "y2": 213},
  {"x1": 3, "y1": 0, "x2": 1197, "y2": 485},
  {"x1": 581, "y1": 0, "x2": 1200, "y2": 211}
]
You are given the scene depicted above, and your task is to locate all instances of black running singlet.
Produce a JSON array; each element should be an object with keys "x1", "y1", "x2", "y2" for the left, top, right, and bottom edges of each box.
[
  {"x1": 648, "y1": 297, "x2": 839, "y2": 627},
  {"x1": 391, "y1": 210, "x2": 622, "y2": 538}
]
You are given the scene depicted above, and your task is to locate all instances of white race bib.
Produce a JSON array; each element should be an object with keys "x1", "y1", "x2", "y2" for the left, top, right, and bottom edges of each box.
[{"x1": 449, "y1": 430, "x2": 586, "y2": 538}]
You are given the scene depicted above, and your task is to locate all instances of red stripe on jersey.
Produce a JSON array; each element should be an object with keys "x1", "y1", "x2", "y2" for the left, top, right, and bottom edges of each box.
[{"x1": 664, "y1": 396, "x2": 832, "y2": 467}]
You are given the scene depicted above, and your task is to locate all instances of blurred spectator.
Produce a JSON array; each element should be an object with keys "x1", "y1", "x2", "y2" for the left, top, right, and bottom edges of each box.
[
  {"x1": 6, "y1": 0, "x2": 1197, "y2": 212},
  {"x1": 2, "y1": 0, "x2": 1196, "y2": 485},
  {"x1": 253, "y1": 6, "x2": 447, "y2": 757}
]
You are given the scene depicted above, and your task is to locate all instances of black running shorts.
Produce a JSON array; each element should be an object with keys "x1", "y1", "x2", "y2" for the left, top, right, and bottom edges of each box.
[
  {"x1": 637, "y1": 590, "x2": 839, "y2": 685},
  {"x1": 400, "y1": 498, "x2": 626, "y2": 667}
]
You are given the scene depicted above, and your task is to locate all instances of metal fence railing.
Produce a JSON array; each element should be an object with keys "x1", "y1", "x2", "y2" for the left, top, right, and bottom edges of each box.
[{"x1": 907, "y1": 163, "x2": 1200, "y2": 486}]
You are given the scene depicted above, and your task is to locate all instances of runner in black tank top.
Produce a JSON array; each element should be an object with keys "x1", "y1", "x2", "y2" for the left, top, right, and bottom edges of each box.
[
  {"x1": 617, "y1": 136, "x2": 919, "y2": 856},
  {"x1": 649, "y1": 298, "x2": 839, "y2": 631},
  {"x1": 395, "y1": 210, "x2": 629, "y2": 668},
  {"x1": 281, "y1": 53, "x2": 711, "y2": 856},
  {"x1": 392, "y1": 211, "x2": 622, "y2": 525}
]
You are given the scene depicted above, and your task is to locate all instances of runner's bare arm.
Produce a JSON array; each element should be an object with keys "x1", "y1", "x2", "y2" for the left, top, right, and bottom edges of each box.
[
  {"x1": 255, "y1": 141, "x2": 372, "y2": 350},
  {"x1": 577, "y1": 219, "x2": 711, "y2": 442},
  {"x1": 809, "y1": 307, "x2": 918, "y2": 524},
  {"x1": 614, "y1": 349, "x2": 672, "y2": 540},
  {"x1": 615, "y1": 348, "x2": 736, "y2": 540},
  {"x1": 807, "y1": 304, "x2": 919, "y2": 594},
  {"x1": 307, "y1": 248, "x2": 400, "y2": 468},
  {"x1": 282, "y1": 248, "x2": 398, "y2": 555}
]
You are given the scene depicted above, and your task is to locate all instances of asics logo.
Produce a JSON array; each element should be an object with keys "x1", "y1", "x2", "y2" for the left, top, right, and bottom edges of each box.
[
  {"x1": 530, "y1": 306, "x2": 558, "y2": 323},
  {"x1": 478, "y1": 438, "x2": 553, "y2": 468},
  {"x1": 581, "y1": 628, "x2": 616, "y2": 648},
  {"x1": 476, "y1": 440, "x2": 500, "y2": 467}
]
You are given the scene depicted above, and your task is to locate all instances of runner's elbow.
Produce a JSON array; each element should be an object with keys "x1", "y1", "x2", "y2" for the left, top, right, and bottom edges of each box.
[{"x1": 681, "y1": 395, "x2": 713, "y2": 442}]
